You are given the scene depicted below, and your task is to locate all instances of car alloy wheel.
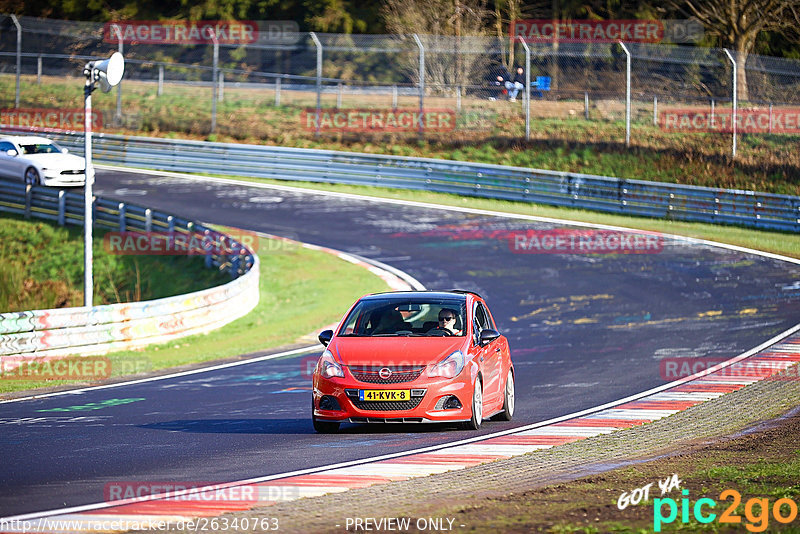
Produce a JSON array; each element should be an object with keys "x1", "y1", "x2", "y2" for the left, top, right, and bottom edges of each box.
[
  {"x1": 24, "y1": 167, "x2": 40, "y2": 186},
  {"x1": 493, "y1": 369, "x2": 515, "y2": 421},
  {"x1": 463, "y1": 378, "x2": 483, "y2": 430}
]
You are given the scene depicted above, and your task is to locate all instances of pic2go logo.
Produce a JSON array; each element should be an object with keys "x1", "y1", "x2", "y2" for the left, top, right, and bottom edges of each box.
[{"x1": 654, "y1": 489, "x2": 799, "y2": 532}]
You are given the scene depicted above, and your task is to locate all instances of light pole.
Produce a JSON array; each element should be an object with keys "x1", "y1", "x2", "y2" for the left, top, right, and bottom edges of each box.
[{"x1": 82, "y1": 52, "x2": 124, "y2": 307}]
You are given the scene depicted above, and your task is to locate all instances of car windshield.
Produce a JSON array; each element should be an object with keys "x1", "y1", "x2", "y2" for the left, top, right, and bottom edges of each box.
[
  {"x1": 19, "y1": 142, "x2": 61, "y2": 155},
  {"x1": 338, "y1": 297, "x2": 467, "y2": 337}
]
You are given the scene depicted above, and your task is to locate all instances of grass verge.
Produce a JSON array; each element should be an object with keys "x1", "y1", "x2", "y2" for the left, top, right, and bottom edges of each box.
[
  {"x1": 4, "y1": 75, "x2": 800, "y2": 195},
  {"x1": 0, "y1": 233, "x2": 390, "y2": 396},
  {"x1": 0, "y1": 212, "x2": 226, "y2": 311}
]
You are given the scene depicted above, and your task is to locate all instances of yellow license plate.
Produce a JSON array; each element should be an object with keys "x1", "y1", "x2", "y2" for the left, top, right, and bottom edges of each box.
[{"x1": 359, "y1": 389, "x2": 410, "y2": 401}]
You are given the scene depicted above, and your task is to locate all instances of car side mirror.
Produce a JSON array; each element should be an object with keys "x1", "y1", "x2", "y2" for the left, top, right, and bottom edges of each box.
[
  {"x1": 6, "y1": 149, "x2": 18, "y2": 156},
  {"x1": 479, "y1": 329, "x2": 501, "y2": 345},
  {"x1": 318, "y1": 329, "x2": 333, "y2": 347}
]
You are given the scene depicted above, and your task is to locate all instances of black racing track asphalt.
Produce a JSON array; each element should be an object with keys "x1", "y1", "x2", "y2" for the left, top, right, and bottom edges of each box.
[{"x1": 1, "y1": 169, "x2": 799, "y2": 517}]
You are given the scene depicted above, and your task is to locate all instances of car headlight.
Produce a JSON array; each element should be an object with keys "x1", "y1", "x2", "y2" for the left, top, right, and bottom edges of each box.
[
  {"x1": 427, "y1": 350, "x2": 465, "y2": 379},
  {"x1": 317, "y1": 350, "x2": 344, "y2": 379}
]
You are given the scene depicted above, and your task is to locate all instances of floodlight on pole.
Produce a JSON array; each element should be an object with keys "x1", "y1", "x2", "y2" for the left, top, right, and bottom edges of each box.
[{"x1": 82, "y1": 52, "x2": 124, "y2": 307}]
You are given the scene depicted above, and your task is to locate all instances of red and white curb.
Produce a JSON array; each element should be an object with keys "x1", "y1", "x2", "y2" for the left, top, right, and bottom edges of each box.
[{"x1": 4, "y1": 331, "x2": 798, "y2": 532}]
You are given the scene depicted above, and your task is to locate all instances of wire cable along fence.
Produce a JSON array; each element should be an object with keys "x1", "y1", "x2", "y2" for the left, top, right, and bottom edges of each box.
[
  {"x1": 14, "y1": 129, "x2": 799, "y2": 233},
  {"x1": 2, "y1": 16, "x2": 800, "y2": 155},
  {"x1": 0, "y1": 179, "x2": 259, "y2": 360}
]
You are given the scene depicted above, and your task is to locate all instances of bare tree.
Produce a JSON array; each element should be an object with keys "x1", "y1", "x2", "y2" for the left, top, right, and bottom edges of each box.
[
  {"x1": 666, "y1": 0, "x2": 800, "y2": 100},
  {"x1": 382, "y1": 0, "x2": 491, "y2": 90}
]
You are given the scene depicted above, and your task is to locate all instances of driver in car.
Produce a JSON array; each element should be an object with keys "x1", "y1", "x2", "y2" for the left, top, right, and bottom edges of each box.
[{"x1": 428, "y1": 308, "x2": 462, "y2": 335}]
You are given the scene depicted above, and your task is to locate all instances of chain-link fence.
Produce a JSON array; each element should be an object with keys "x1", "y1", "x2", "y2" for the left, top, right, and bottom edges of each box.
[{"x1": 2, "y1": 15, "x2": 800, "y2": 160}]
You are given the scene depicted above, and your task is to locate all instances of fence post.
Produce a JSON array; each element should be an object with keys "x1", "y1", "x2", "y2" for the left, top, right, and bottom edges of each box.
[
  {"x1": 37, "y1": 55, "x2": 42, "y2": 85},
  {"x1": 584, "y1": 92, "x2": 589, "y2": 119},
  {"x1": 144, "y1": 208, "x2": 152, "y2": 232},
  {"x1": 219, "y1": 71, "x2": 224, "y2": 101},
  {"x1": 517, "y1": 36, "x2": 531, "y2": 140},
  {"x1": 11, "y1": 15, "x2": 21, "y2": 109},
  {"x1": 710, "y1": 98, "x2": 715, "y2": 124},
  {"x1": 412, "y1": 34, "x2": 425, "y2": 135},
  {"x1": 275, "y1": 77, "x2": 281, "y2": 106},
  {"x1": 211, "y1": 30, "x2": 219, "y2": 134},
  {"x1": 58, "y1": 190, "x2": 65, "y2": 226},
  {"x1": 310, "y1": 32, "x2": 322, "y2": 136},
  {"x1": 769, "y1": 103, "x2": 773, "y2": 134},
  {"x1": 392, "y1": 85, "x2": 398, "y2": 110},
  {"x1": 158, "y1": 65, "x2": 164, "y2": 96},
  {"x1": 456, "y1": 86, "x2": 461, "y2": 112},
  {"x1": 112, "y1": 24, "x2": 123, "y2": 124},
  {"x1": 337, "y1": 82, "x2": 342, "y2": 108},
  {"x1": 619, "y1": 41, "x2": 631, "y2": 147},
  {"x1": 653, "y1": 96, "x2": 658, "y2": 126},
  {"x1": 723, "y1": 48, "x2": 737, "y2": 158}
]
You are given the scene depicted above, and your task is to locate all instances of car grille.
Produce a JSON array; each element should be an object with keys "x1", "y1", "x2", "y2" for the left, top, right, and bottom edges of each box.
[
  {"x1": 349, "y1": 365, "x2": 424, "y2": 384},
  {"x1": 351, "y1": 397, "x2": 424, "y2": 411},
  {"x1": 60, "y1": 170, "x2": 85, "y2": 175}
]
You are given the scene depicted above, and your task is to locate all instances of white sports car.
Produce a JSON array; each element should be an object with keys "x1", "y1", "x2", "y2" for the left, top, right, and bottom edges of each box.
[{"x1": 0, "y1": 135, "x2": 85, "y2": 187}]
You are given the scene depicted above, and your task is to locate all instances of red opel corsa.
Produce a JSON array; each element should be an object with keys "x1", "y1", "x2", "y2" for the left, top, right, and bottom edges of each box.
[{"x1": 311, "y1": 290, "x2": 514, "y2": 433}]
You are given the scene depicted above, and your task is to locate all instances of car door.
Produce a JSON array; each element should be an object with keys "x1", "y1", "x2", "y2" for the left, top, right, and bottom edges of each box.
[
  {"x1": 0, "y1": 141, "x2": 22, "y2": 179},
  {"x1": 474, "y1": 302, "x2": 502, "y2": 405}
]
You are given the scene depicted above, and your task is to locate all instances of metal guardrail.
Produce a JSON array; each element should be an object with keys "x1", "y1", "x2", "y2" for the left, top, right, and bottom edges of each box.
[
  {"x1": 29, "y1": 130, "x2": 800, "y2": 233},
  {"x1": 0, "y1": 179, "x2": 259, "y2": 359}
]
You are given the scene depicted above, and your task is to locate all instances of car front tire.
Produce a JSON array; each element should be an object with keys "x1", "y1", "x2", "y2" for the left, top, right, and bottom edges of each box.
[
  {"x1": 462, "y1": 377, "x2": 483, "y2": 430},
  {"x1": 24, "y1": 167, "x2": 40, "y2": 186},
  {"x1": 312, "y1": 398, "x2": 340, "y2": 433}
]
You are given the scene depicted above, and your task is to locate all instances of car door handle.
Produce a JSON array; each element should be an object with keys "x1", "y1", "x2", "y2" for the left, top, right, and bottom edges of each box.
[
  {"x1": 495, "y1": 348, "x2": 501, "y2": 353},
  {"x1": 480, "y1": 356, "x2": 484, "y2": 362}
]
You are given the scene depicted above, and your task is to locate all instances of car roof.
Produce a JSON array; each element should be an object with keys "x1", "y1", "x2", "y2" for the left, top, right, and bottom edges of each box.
[
  {"x1": 0, "y1": 136, "x2": 55, "y2": 144},
  {"x1": 360, "y1": 290, "x2": 474, "y2": 301}
]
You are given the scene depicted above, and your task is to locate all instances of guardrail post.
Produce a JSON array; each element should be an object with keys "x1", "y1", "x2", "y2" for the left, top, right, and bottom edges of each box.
[
  {"x1": 24, "y1": 184, "x2": 31, "y2": 218},
  {"x1": 204, "y1": 229, "x2": 213, "y2": 268},
  {"x1": 310, "y1": 32, "x2": 323, "y2": 137},
  {"x1": 619, "y1": 41, "x2": 631, "y2": 147},
  {"x1": 412, "y1": 34, "x2": 425, "y2": 135},
  {"x1": 158, "y1": 65, "x2": 164, "y2": 96},
  {"x1": 167, "y1": 215, "x2": 174, "y2": 232},
  {"x1": 144, "y1": 208, "x2": 152, "y2": 232},
  {"x1": 118, "y1": 202, "x2": 126, "y2": 231},
  {"x1": 275, "y1": 77, "x2": 281, "y2": 106},
  {"x1": 58, "y1": 190, "x2": 65, "y2": 225},
  {"x1": 11, "y1": 15, "x2": 21, "y2": 108}
]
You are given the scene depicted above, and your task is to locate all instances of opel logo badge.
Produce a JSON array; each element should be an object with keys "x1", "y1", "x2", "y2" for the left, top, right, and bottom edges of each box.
[{"x1": 379, "y1": 367, "x2": 392, "y2": 379}]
